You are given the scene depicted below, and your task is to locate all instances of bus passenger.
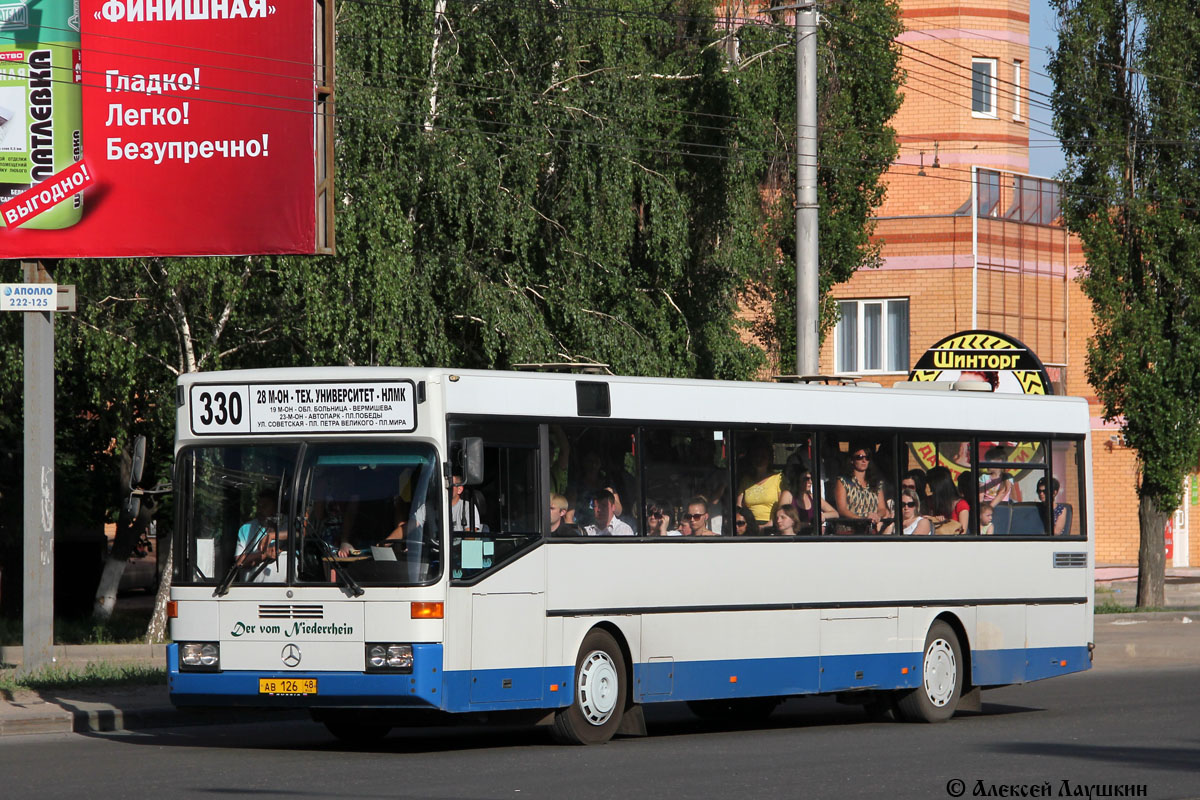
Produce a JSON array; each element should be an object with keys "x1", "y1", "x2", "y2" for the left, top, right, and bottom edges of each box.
[
  {"x1": 979, "y1": 503, "x2": 994, "y2": 535},
  {"x1": 236, "y1": 490, "x2": 286, "y2": 581},
  {"x1": 902, "y1": 469, "x2": 927, "y2": 505},
  {"x1": 733, "y1": 506, "x2": 760, "y2": 536},
  {"x1": 737, "y1": 439, "x2": 793, "y2": 528},
  {"x1": 569, "y1": 448, "x2": 625, "y2": 527},
  {"x1": 957, "y1": 470, "x2": 976, "y2": 532},
  {"x1": 980, "y1": 446, "x2": 1021, "y2": 507},
  {"x1": 1037, "y1": 477, "x2": 1070, "y2": 534},
  {"x1": 772, "y1": 504, "x2": 803, "y2": 535},
  {"x1": 795, "y1": 469, "x2": 836, "y2": 530},
  {"x1": 583, "y1": 489, "x2": 634, "y2": 536},
  {"x1": 684, "y1": 497, "x2": 717, "y2": 536},
  {"x1": 833, "y1": 443, "x2": 887, "y2": 533},
  {"x1": 449, "y1": 469, "x2": 482, "y2": 533},
  {"x1": 550, "y1": 493, "x2": 578, "y2": 536},
  {"x1": 882, "y1": 488, "x2": 932, "y2": 535},
  {"x1": 646, "y1": 501, "x2": 680, "y2": 536},
  {"x1": 926, "y1": 466, "x2": 966, "y2": 534}
]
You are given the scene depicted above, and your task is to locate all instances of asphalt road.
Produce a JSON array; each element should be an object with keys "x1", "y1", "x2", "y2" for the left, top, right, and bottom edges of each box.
[{"x1": 3, "y1": 667, "x2": 1198, "y2": 800}]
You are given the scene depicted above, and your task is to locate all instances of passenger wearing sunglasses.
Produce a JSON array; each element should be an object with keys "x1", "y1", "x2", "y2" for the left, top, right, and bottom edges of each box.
[
  {"x1": 881, "y1": 488, "x2": 932, "y2": 535},
  {"x1": 684, "y1": 497, "x2": 717, "y2": 536},
  {"x1": 733, "y1": 506, "x2": 760, "y2": 536},
  {"x1": 833, "y1": 443, "x2": 888, "y2": 533},
  {"x1": 1036, "y1": 477, "x2": 1069, "y2": 535},
  {"x1": 645, "y1": 501, "x2": 680, "y2": 536}
]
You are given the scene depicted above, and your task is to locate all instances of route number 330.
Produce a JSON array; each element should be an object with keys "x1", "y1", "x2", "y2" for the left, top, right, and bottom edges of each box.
[
  {"x1": 190, "y1": 385, "x2": 250, "y2": 433},
  {"x1": 197, "y1": 390, "x2": 243, "y2": 426}
]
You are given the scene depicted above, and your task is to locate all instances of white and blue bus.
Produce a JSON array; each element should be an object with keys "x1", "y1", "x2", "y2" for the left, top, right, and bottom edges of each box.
[{"x1": 168, "y1": 367, "x2": 1093, "y2": 744}]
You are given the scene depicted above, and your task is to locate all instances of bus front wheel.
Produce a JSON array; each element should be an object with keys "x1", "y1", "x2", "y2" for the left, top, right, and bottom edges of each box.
[
  {"x1": 552, "y1": 629, "x2": 627, "y2": 745},
  {"x1": 896, "y1": 621, "x2": 962, "y2": 723}
]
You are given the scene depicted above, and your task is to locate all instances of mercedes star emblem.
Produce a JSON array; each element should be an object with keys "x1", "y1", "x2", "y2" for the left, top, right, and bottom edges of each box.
[{"x1": 281, "y1": 643, "x2": 302, "y2": 668}]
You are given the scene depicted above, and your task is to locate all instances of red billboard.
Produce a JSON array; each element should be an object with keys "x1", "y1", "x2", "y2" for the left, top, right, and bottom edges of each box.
[{"x1": 0, "y1": 0, "x2": 319, "y2": 257}]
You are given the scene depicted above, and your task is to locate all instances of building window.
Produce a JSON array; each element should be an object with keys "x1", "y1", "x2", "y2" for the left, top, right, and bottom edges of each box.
[
  {"x1": 972, "y1": 58, "x2": 997, "y2": 118},
  {"x1": 835, "y1": 299, "x2": 909, "y2": 374},
  {"x1": 1012, "y1": 60, "x2": 1022, "y2": 121},
  {"x1": 977, "y1": 169, "x2": 1001, "y2": 217}
]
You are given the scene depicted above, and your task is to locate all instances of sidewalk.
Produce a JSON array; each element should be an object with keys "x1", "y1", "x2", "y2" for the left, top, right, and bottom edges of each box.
[
  {"x1": 1, "y1": 570, "x2": 1196, "y2": 739},
  {"x1": 1095, "y1": 565, "x2": 1200, "y2": 609}
]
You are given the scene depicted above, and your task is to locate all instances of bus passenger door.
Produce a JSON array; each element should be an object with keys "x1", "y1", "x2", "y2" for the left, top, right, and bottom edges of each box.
[{"x1": 469, "y1": 591, "x2": 546, "y2": 703}]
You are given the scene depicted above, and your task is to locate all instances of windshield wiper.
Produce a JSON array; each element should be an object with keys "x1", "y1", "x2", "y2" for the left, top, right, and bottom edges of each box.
[
  {"x1": 213, "y1": 561, "x2": 239, "y2": 597},
  {"x1": 313, "y1": 537, "x2": 364, "y2": 597},
  {"x1": 213, "y1": 523, "x2": 273, "y2": 597}
]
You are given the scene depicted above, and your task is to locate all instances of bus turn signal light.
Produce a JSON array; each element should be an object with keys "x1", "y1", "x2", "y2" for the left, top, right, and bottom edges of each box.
[
  {"x1": 411, "y1": 602, "x2": 444, "y2": 619},
  {"x1": 167, "y1": 601, "x2": 178, "y2": 619}
]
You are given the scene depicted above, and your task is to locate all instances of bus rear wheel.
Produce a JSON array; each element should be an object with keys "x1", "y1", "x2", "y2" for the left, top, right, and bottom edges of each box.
[
  {"x1": 551, "y1": 629, "x2": 627, "y2": 745},
  {"x1": 896, "y1": 621, "x2": 962, "y2": 723}
]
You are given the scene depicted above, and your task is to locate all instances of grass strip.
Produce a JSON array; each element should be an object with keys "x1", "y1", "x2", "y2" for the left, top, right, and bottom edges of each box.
[
  {"x1": 0, "y1": 662, "x2": 166, "y2": 694},
  {"x1": 0, "y1": 612, "x2": 153, "y2": 647}
]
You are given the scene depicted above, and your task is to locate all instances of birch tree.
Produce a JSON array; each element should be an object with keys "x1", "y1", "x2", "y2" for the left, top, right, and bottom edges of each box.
[{"x1": 51, "y1": 258, "x2": 286, "y2": 625}]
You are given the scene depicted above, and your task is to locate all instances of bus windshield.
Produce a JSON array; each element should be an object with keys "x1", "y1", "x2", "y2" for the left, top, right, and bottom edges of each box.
[{"x1": 179, "y1": 443, "x2": 442, "y2": 588}]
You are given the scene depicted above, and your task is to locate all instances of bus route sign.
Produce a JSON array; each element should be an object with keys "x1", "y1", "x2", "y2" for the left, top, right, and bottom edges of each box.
[{"x1": 189, "y1": 381, "x2": 417, "y2": 436}]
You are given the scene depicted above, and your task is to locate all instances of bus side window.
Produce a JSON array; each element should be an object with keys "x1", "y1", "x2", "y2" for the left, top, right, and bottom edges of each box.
[
  {"x1": 1050, "y1": 439, "x2": 1081, "y2": 536},
  {"x1": 560, "y1": 425, "x2": 639, "y2": 535},
  {"x1": 449, "y1": 422, "x2": 542, "y2": 579},
  {"x1": 641, "y1": 427, "x2": 728, "y2": 535}
]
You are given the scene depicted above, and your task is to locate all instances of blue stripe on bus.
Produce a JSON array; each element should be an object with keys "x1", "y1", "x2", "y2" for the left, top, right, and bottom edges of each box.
[
  {"x1": 1021, "y1": 645, "x2": 1092, "y2": 683},
  {"x1": 168, "y1": 643, "x2": 1090, "y2": 711}
]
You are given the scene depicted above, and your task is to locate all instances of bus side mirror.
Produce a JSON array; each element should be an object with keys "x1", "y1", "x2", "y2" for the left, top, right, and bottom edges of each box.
[
  {"x1": 129, "y1": 435, "x2": 147, "y2": 490},
  {"x1": 461, "y1": 437, "x2": 484, "y2": 486}
]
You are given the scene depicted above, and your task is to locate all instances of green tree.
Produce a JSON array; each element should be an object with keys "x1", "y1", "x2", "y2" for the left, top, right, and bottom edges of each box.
[
  {"x1": 48, "y1": 258, "x2": 287, "y2": 624},
  {"x1": 0, "y1": 0, "x2": 904, "y2": 623},
  {"x1": 745, "y1": 0, "x2": 903, "y2": 358},
  {"x1": 323, "y1": 0, "x2": 901, "y2": 374},
  {"x1": 1050, "y1": 0, "x2": 1200, "y2": 606}
]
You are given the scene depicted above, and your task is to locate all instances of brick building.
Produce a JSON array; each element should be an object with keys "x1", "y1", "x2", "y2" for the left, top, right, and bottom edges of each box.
[{"x1": 815, "y1": 0, "x2": 1198, "y2": 566}]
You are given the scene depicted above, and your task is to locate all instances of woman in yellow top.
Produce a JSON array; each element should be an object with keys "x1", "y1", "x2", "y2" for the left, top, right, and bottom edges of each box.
[{"x1": 737, "y1": 441, "x2": 793, "y2": 525}]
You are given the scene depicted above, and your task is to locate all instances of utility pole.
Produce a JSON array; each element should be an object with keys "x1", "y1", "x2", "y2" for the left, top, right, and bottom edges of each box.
[
  {"x1": 22, "y1": 261, "x2": 55, "y2": 673},
  {"x1": 795, "y1": 3, "x2": 820, "y2": 376},
  {"x1": 5, "y1": 263, "x2": 75, "y2": 673}
]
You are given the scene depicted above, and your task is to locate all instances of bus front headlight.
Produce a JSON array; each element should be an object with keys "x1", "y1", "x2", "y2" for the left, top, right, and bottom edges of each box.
[
  {"x1": 366, "y1": 643, "x2": 413, "y2": 672},
  {"x1": 180, "y1": 642, "x2": 220, "y2": 671}
]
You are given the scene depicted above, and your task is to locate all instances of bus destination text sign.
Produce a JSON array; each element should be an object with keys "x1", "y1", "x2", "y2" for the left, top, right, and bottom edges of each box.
[{"x1": 189, "y1": 381, "x2": 417, "y2": 435}]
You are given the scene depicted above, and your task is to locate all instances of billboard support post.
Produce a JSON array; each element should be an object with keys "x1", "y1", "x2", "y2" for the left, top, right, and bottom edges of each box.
[
  {"x1": 21, "y1": 260, "x2": 55, "y2": 674},
  {"x1": 315, "y1": 0, "x2": 336, "y2": 255}
]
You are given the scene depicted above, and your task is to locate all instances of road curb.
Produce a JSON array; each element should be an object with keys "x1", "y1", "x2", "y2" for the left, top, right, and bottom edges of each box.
[
  {"x1": 1095, "y1": 611, "x2": 1198, "y2": 623},
  {"x1": 65, "y1": 705, "x2": 308, "y2": 734}
]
